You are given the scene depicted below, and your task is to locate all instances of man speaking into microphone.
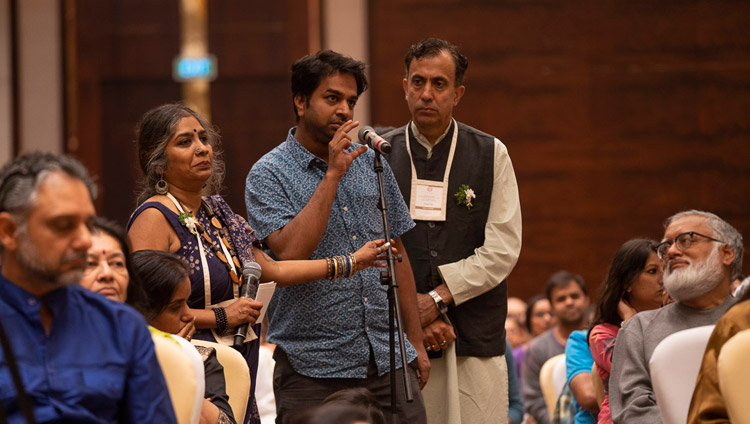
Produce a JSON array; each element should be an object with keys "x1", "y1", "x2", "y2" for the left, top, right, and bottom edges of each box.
[
  {"x1": 245, "y1": 50, "x2": 428, "y2": 424},
  {"x1": 383, "y1": 38, "x2": 522, "y2": 424}
]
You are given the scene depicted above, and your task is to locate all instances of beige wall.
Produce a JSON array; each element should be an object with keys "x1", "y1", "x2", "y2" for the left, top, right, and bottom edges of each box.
[
  {"x1": 15, "y1": 0, "x2": 63, "y2": 155},
  {"x1": 322, "y1": 0, "x2": 371, "y2": 129},
  {"x1": 0, "y1": 0, "x2": 11, "y2": 164}
]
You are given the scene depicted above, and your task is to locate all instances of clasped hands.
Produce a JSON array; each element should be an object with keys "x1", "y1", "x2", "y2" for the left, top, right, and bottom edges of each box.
[{"x1": 418, "y1": 291, "x2": 456, "y2": 352}]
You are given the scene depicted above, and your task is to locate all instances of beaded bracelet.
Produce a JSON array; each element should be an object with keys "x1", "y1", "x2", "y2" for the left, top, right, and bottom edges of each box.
[
  {"x1": 325, "y1": 257, "x2": 334, "y2": 280},
  {"x1": 214, "y1": 307, "x2": 228, "y2": 335}
]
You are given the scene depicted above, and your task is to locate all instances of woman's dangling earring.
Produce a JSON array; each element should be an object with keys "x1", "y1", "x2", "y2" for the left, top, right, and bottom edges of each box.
[{"x1": 155, "y1": 174, "x2": 169, "y2": 195}]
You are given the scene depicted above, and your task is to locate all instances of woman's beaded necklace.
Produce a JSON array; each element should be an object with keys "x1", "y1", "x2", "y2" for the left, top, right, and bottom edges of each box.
[
  {"x1": 170, "y1": 193, "x2": 243, "y2": 285},
  {"x1": 195, "y1": 200, "x2": 242, "y2": 284}
]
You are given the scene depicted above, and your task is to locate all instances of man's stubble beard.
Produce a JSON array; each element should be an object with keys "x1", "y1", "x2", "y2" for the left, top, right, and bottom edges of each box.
[
  {"x1": 663, "y1": 245, "x2": 724, "y2": 302},
  {"x1": 16, "y1": 229, "x2": 84, "y2": 288}
]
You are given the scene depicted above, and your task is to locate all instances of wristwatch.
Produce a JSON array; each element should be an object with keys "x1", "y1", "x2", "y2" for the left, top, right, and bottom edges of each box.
[{"x1": 429, "y1": 290, "x2": 449, "y2": 314}]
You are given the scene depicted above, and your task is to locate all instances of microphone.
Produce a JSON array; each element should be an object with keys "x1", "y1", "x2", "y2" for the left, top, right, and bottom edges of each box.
[
  {"x1": 358, "y1": 126, "x2": 392, "y2": 154},
  {"x1": 233, "y1": 261, "x2": 262, "y2": 350}
]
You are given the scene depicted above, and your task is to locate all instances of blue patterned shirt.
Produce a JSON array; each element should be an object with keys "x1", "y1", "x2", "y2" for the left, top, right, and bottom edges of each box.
[
  {"x1": 245, "y1": 128, "x2": 417, "y2": 378},
  {"x1": 0, "y1": 270, "x2": 176, "y2": 423}
]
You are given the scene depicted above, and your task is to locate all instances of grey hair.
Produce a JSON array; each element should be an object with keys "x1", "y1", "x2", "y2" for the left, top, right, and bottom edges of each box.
[
  {"x1": 134, "y1": 103, "x2": 225, "y2": 205},
  {"x1": 665, "y1": 210, "x2": 744, "y2": 280},
  {"x1": 0, "y1": 151, "x2": 96, "y2": 218},
  {"x1": 0, "y1": 152, "x2": 96, "y2": 254}
]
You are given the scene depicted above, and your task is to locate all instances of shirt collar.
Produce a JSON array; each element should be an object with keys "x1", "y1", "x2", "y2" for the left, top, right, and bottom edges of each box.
[
  {"x1": 286, "y1": 127, "x2": 328, "y2": 170},
  {"x1": 409, "y1": 120, "x2": 454, "y2": 157},
  {"x1": 0, "y1": 268, "x2": 61, "y2": 316}
]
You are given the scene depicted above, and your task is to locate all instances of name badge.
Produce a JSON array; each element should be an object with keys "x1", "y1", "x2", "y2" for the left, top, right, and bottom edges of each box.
[
  {"x1": 410, "y1": 178, "x2": 447, "y2": 221},
  {"x1": 404, "y1": 119, "x2": 458, "y2": 223}
]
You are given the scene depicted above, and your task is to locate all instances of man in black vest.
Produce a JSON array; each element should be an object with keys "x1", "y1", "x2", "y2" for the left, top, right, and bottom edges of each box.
[{"x1": 384, "y1": 38, "x2": 522, "y2": 424}]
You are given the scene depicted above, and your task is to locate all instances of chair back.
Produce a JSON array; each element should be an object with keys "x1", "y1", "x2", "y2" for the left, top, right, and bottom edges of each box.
[
  {"x1": 540, "y1": 353, "x2": 566, "y2": 417},
  {"x1": 649, "y1": 325, "x2": 714, "y2": 424},
  {"x1": 717, "y1": 328, "x2": 750, "y2": 424},
  {"x1": 192, "y1": 339, "x2": 251, "y2": 423},
  {"x1": 152, "y1": 332, "x2": 205, "y2": 424}
]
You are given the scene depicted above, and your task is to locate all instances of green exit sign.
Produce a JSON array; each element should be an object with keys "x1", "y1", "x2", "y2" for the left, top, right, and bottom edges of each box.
[{"x1": 173, "y1": 55, "x2": 217, "y2": 81}]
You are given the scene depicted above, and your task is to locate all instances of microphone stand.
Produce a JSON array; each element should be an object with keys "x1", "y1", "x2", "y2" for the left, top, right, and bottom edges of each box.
[{"x1": 372, "y1": 150, "x2": 413, "y2": 423}]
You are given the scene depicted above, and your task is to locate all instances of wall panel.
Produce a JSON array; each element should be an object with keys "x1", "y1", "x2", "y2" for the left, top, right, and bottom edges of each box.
[
  {"x1": 369, "y1": 0, "x2": 750, "y2": 300},
  {"x1": 72, "y1": 0, "x2": 309, "y2": 225}
]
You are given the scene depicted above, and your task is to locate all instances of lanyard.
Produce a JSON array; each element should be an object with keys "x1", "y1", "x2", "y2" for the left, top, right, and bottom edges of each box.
[
  {"x1": 166, "y1": 193, "x2": 239, "y2": 307},
  {"x1": 404, "y1": 119, "x2": 459, "y2": 221},
  {"x1": 405, "y1": 119, "x2": 459, "y2": 186}
]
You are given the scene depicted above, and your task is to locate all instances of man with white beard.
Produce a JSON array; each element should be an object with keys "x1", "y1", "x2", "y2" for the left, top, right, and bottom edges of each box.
[{"x1": 608, "y1": 210, "x2": 743, "y2": 424}]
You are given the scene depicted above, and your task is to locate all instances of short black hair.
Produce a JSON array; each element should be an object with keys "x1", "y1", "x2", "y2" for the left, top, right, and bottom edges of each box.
[
  {"x1": 404, "y1": 38, "x2": 469, "y2": 86},
  {"x1": 128, "y1": 250, "x2": 190, "y2": 322},
  {"x1": 525, "y1": 294, "x2": 548, "y2": 333},
  {"x1": 545, "y1": 270, "x2": 587, "y2": 301},
  {"x1": 291, "y1": 50, "x2": 368, "y2": 120},
  {"x1": 323, "y1": 388, "x2": 385, "y2": 424}
]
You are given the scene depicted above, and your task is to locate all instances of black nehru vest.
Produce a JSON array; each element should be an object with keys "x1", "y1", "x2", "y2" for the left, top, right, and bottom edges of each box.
[{"x1": 384, "y1": 122, "x2": 507, "y2": 358}]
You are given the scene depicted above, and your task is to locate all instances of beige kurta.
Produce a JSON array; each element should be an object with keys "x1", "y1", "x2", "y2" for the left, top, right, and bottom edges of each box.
[
  {"x1": 422, "y1": 339, "x2": 509, "y2": 424},
  {"x1": 410, "y1": 123, "x2": 520, "y2": 424}
]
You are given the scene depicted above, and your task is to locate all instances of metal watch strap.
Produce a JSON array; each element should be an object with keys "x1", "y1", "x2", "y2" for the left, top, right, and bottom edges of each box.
[{"x1": 429, "y1": 290, "x2": 448, "y2": 314}]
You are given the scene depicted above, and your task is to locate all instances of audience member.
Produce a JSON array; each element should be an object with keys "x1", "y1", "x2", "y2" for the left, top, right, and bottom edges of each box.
[
  {"x1": 244, "y1": 50, "x2": 427, "y2": 424},
  {"x1": 729, "y1": 274, "x2": 743, "y2": 294},
  {"x1": 506, "y1": 339, "x2": 525, "y2": 424},
  {"x1": 563, "y1": 330, "x2": 598, "y2": 424},
  {"x1": 523, "y1": 271, "x2": 590, "y2": 424},
  {"x1": 322, "y1": 388, "x2": 386, "y2": 424},
  {"x1": 79, "y1": 216, "x2": 139, "y2": 303},
  {"x1": 527, "y1": 295, "x2": 556, "y2": 337},
  {"x1": 383, "y1": 37, "x2": 522, "y2": 424},
  {"x1": 508, "y1": 297, "x2": 529, "y2": 327},
  {"x1": 687, "y1": 292, "x2": 749, "y2": 423},
  {"x1": 506, "y1": 315, "x2": 531, "y2": 349},
  {"x1": 128, "y1": 250, "x2": 236, "y2": 423},
  {"x1": 587, "y1": 238, "x2": 663, "y2": 424},
  {"x1": 0, "y1": 152, "x2": 175, "y2": 423},
  {"x1": 127, "y1": 103, "x2": 389, "y2": 424},
  {"x1": 291, "y1": 403, "x2": 373, "y2": 424},
  {"x1": 513, "y1": 295, "x2": 555, "y2": 384},
  {"x1": 731, "y1": 274, "x2": 749, "y2": 297},
  {"x1": 609, "y1": 210, "x2": 741, "y2": 423}
]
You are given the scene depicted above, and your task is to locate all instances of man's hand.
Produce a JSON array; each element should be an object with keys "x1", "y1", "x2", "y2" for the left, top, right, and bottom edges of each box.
[
  {"x1": 417, "y1": 284, "x2": 454, "y2": 327},
  {"x1": 414, "y1": 344, "x2": 431, "y2": 389},
  {"x1": 326, "y1": 120, "x2": 367, "y2": 179},
  {"x1": 422, "y1": 318, "x2": 456, "y2": 352},
  {"x1": 417, "y1": 292, "x2": 440, "y2": 327}
]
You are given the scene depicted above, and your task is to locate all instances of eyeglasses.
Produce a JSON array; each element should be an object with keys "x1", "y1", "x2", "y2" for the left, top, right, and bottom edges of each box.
[
  {"x1": 655, "y1": 231, "x2": 724, "y2": 260},
  {"x1": 532, "y1": 311, "x2": 553, "y2": 319}
]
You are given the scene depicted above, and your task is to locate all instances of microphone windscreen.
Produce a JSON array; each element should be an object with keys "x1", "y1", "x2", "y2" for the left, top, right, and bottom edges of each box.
[
  {"x1": 242, "y1": 261, "x2": 262, "y2": 280},
  {"x1": 358, "y1": 126, "x2": 374, "y2": 143}
]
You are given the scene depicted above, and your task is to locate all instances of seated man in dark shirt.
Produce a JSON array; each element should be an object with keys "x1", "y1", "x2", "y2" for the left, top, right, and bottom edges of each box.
[{"x1": 0, "y1": 152, "x2": 176, "y2": 423}]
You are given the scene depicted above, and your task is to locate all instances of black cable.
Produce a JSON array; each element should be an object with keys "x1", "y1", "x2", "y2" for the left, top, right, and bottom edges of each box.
[{"x1": 0, "y1": 318, "x2": 36, "y2": 423}]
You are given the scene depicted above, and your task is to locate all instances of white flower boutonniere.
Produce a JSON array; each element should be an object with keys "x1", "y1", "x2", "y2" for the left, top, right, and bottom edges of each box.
[
  {"x1": 454, "y1": 184, "x2": 476, "y2": 209},
  {"x1": 179, "y1": 212, "x2": 198, "y2": 235}
]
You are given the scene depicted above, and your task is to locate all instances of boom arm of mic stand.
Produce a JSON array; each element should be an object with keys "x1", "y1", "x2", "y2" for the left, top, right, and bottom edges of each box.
[{"x1": 372, "y1": 151, "x2": 414, "y2": 418}]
